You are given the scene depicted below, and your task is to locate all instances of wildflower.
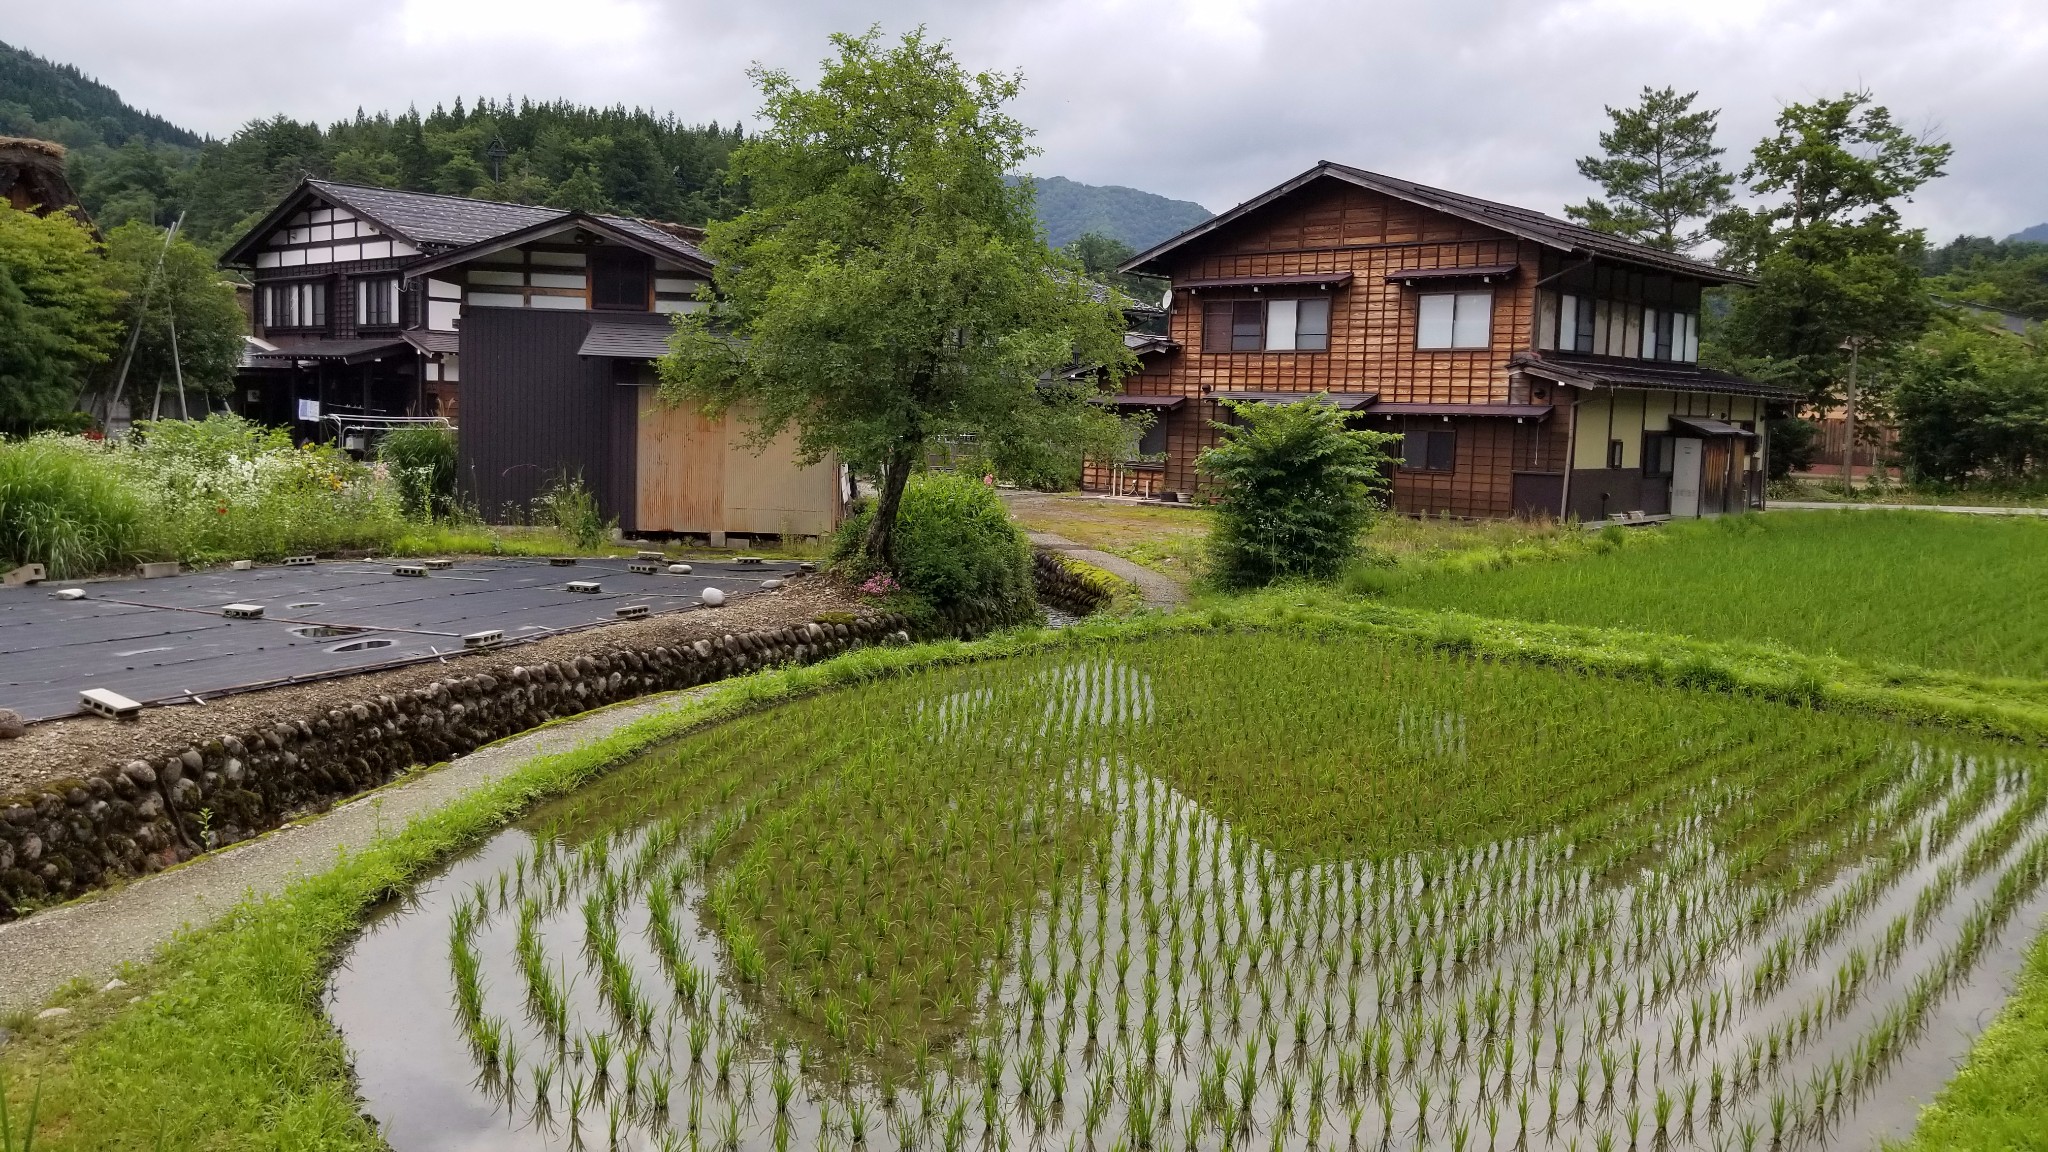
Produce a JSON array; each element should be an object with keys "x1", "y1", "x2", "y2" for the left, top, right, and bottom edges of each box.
[{"x1": 858, "y1": 572, "x2": 900, "y2": 597}]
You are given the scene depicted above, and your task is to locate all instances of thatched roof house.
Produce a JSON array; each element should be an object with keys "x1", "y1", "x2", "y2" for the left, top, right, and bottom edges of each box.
[{"x1": 0, "y1": 137, "x2": 88, "y2": 221}]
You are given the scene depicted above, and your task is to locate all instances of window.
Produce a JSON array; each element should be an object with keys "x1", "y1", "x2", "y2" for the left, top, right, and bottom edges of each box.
[
  {"x1": 1401, "y1": 427, "x2": 1457, "y2": 472},
  {"x1": 1607, "y1": 439, "x2": 1626, "y2": 469},
  {"x1": 357, "y1": 277, "x2": 398, "y2": 327},
  {"x1": 1203, "y1": 297, "x2": 1332, "y2": 352},
  {"x1": 591, "y1": 252, "x2": 648, "y2": 310},
  {"x1": 1416, "y1": 292, "x2": 1492, "y2": 350},
  {"x1": 1642, "y1": 433, "x2": 1676, "y2": 478},
  {"x1": 1136, "y1": 416, "x2": 1169, "y2": 457},
  {"x1": 264, "y1": 281, "x2": 327, "y2": 330}
]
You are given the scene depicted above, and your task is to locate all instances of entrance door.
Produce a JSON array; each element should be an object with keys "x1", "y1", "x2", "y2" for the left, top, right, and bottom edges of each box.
[
  {"x1": 1670, "y1": 437, "x2": 1703, "y2": 518},
  {"x1": 1701, "y1": 438, "x2": 1732, "y2": 515}
]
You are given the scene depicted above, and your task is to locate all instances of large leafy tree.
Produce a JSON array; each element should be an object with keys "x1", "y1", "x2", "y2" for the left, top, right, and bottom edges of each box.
[
  {"x1": 1565, "y1": 87, "x2": 1733, "y2": 253},
  {"x1": 1889, "y1": 315, "x2": 2048, "y2": 485},
  {"x1": 99, "y1": 221, "x2": 247, "y2": 414},
  {"x1": 658, "y1": 28, "x2": 1134, "y2": 568},
  {"x1": 0, "y1": 204, "x2": 120, "y2": 433},
  {"x1": 1708, "y1": 91, "x2": 1950, "y2": 407}
]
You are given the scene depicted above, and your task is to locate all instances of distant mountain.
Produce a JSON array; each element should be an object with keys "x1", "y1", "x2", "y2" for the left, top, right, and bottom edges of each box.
[
  {"x1": 1017, "y1": 174, "x2": 1212, "y2": 251},
  {"x1": 2009, "y1": 223, "x2": 2048, "y2": 245},
  {"x1": 0, "y1": 39, "x2": 202, "y2": 151}
]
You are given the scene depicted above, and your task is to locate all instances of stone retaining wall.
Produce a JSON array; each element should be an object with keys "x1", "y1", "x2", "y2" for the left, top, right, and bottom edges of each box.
[
  {"x1": 1032, "y1": 549, "x2": 1118, "y2": 615},
  {"x1": 0, "y1": 613, "x2": 915, "y2": 920}
]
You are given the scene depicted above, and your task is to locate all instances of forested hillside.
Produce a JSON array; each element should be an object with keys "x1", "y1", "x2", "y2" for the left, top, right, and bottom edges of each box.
[
  {"x1": 0, "y1": 40, "x2": 199, "y2": 151},
  {"x1": 1020, "y1": 174, "x2": 1211, "y2": 249},
  {"x1": 1922, "y1": 234, "x2": 2048, "y2": 318}
]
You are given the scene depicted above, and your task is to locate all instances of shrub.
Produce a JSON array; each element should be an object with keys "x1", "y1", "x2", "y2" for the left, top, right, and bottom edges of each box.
[
  {"x1": 0, "y1": 435, "x2": 143, "y2": 576},
  {"x1": 833, "y1": 472, "x2": 1034, "y2": 619},
  {"x1": 1197, "y1": 397, "x2": 1400, "y2": 589},
  {"x1": 377, "y1": 425, "x2": 459, "y2": 519},
  {"x1": 532, "y1": 471, "x2": 612, "y2": 549}
]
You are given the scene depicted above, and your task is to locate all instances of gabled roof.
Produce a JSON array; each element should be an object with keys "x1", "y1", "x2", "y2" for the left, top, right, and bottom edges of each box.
[
  {"x1": 1121, "y1": 161, "x2": 1752, "y2": 286},
  {"x1": 219, "y1": 179, "x2": 713, "y2": 272},
  {"x1": 397, "y1": 211, "x2": 713, "y2": 281},
  {"x1": 1513, "y1": 351, "x2": 1801, "y2": 400}
]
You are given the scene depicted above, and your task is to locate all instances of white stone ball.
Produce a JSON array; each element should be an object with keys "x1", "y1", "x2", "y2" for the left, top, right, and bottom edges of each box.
[{"x1": 701, "y1": 587, "x2": 726, "y2": 607}]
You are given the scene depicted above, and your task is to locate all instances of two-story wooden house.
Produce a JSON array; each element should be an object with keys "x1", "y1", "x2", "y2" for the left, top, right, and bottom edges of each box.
[
  {"x1": 221, "y1": 180, "x2": 842, "y2": 541},
  {"x1": 1107, "y1": 162, "x2": 1799, "y2": 520}
]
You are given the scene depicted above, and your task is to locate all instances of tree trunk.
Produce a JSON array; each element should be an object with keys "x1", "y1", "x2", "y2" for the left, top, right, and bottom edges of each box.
[{"x1": 862, "y1": 438, "x2": 921, "y2": 571}]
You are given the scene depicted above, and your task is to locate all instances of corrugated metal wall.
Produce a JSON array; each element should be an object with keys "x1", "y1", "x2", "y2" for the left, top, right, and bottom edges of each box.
[{"x1": 457, "y1": 308, "x2": 661, "y2": 528}]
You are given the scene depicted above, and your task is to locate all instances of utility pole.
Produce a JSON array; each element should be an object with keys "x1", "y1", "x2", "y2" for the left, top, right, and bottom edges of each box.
[{"x1": 1839, "y1": 339, "x2": 1860, "y2": 493}]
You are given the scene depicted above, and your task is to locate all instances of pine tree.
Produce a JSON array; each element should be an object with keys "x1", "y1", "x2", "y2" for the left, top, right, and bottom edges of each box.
[{"x1": 1565, "y1": 87, "x2": 1733, "y2": 253}]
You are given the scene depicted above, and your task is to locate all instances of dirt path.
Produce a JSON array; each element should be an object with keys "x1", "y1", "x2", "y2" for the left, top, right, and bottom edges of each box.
[
  {"x1": 0, "y1": 689, "x2": 703, "y2": 1019},
  {"x1": 1027, "y1": 531, "x2": 1186, "y2": 607}
]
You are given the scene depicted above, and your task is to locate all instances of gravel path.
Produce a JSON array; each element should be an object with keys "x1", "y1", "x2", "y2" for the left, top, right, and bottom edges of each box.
[
  {"x1": 1027, "y1": 532, "x2": 1187, "y2": 607},
  {"x1": 0, "y1": 689, "x2": 702, "y2": 1019},
  {"x1": 1771, "y1": 501, "x2": 2048, "y2": 517}
]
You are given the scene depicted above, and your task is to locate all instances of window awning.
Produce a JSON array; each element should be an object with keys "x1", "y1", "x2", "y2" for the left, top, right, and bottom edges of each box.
[
  {"x1": 1669, "y1": 415, "x2": 1757, "y2": 439},
  {"x1": 1385, "y1": 264, "x2": 1519, "y2": 286},
  {"x1": 1212, "y1": 390, "x2": 1377, "y2": 410},
  {"x1": 246, "y1": 337, "x2": 412, "y2": 366},
  {"x1": 1366, "y1": 402, "x2": 1555, "y2": 420},
  {"x1": 1175, "y1": 271, "x2": 1354, "y2": 292},
  {"x1": 577, "y1": 320, "x2": 673, "y2": 359},
  {"x1": 1089, "y1": 394, "x2": 1186, "y2": 410}
]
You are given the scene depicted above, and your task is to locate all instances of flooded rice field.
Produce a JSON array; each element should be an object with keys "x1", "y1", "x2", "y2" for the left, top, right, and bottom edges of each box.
[{"x1": 328, "y1": 635, "x2": 2048, "y2": 1152}]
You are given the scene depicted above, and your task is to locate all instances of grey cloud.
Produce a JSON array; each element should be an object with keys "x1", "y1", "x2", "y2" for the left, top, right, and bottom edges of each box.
[{"x1": 10, "y1": 0, "x2": 2044, "y2": 237}]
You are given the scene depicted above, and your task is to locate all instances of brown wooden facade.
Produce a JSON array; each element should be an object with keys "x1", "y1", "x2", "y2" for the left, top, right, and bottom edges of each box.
[{"x1": 1105, "y1": 163, "x2": 1797, "y2": 520}]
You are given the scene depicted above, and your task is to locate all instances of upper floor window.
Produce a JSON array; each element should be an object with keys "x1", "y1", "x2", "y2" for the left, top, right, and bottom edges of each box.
[
  {"x1": 1416, "y1": 292, "x2": 1492, "y2": 350},
  {"x1": 1544, "y1": 292, "x2": 1698, "y2": 362},
  {"x1": 592, "y1": 252, "x2": 649, "y2": 311},
  {"x1": 357, "y1": 277, "x2": 399, "y2": 327},
  {"x1": 1200, "y1": 297, "x2": 1331, "y2": 353},
  {"x1": 263, "y1": 281, "x2": 328, "y2": 330}
]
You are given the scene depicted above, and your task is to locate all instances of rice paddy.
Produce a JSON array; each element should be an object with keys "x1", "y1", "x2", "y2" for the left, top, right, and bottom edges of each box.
[
  {"x1": 1381, "y1": 511, "x2": 2048, "y2": 679},
  {"x1": 327, "y1": 633, "x2": 2048, "y2": 1152}
]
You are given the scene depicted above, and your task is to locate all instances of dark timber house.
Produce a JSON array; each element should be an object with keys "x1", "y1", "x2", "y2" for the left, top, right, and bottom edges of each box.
[
  {"x1": 220, "y1": 180, "x2": 841, "y2": 539},
  {"x1": 1102, "y1": 162, "x2": 1800, "y2": 520}
]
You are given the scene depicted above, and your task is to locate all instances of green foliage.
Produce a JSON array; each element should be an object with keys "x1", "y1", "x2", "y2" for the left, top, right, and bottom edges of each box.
[
  {"x1": 1198, "y1": 396, "x2": 1399, "y2": 588},
  {"x1": 531, "y1": 471, "x2": 612, "y2": 549},
  {"x1": 1708, "y1": 91, "x2": 1951, "y2": 405},
  {"x1": 0, "y1": 435, "x2": 144, "y2": 577},
  {"x1": 0, "y1": 39, "x2": 200, "y2": 151},
  {"x1": 833, "y1": 472, "x2": 1033, "y2": 617},
  {"x1": 1766, "y1": 414, "x2": 1820, "y2": 478},
  {"x1": 660, "y1": 28, "x2": 1133, "y2": 570},
  {"x1": 1888, "y1": 316, "x2": 2048, "y2": 485},
  {"x1": 0, "y1": 204, "x2": 120, "y2": 434},
  {"x1": 1565, "y1": 86, "x2": 1734, "y2": 252},
  {"x1": 1018, "y1": 174, "x2": 1212, "y2": 251},
  {"x1": 1061, "y1": 230, "x2": 1165, "y2": 305},
  {"x1": 377, "y1": 424, "x2": 459, "y2": 519},
  {"x1": 98, "y1": 221, "x2": 246, "y2": 410},
  {"x1": 1895, "y1": 924, "x2": 2048, "y2": 1151},
  {"x1": 1386, "y1": 510, "x2": 2048, "y2": 679},
  {"x1": 1921, "y1": 235, "x2": 2048, "y2": 320}
]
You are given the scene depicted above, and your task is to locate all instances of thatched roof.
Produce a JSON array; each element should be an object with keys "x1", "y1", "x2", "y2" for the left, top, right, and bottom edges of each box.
[{"x1": 1, "y1": 136, "x2": 87, "y2": 220}]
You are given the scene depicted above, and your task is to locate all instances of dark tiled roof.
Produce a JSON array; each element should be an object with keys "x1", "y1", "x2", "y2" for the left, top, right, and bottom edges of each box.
[
  {"x1": 247, "y1": 336, "x2": 412, "y2": 364},
  {"x1": 1366, "y1": 402, "x2": 1555, "y2": 420},
  {"x1": 1513, "y1": 351, "x2": 1802, "y2": 399},
  {"x1": 597, "y1": 215, "x2": 713, "y2": 268},
  {"x1": 402, "y1": 329, "x2": 460, "y2": 355},
  {"x1": 1213, "y1": 390, "x2": 1378, "y2": 411},
  {"x1": 307, "y1": 180, "x2": 563, "y2": 248},
  {"x1": 578, "y1": 319, "x2": 675, "y2": 360},
  {"x1": 1123, "y1": 161, "x2": 1750, "y2": 286}
]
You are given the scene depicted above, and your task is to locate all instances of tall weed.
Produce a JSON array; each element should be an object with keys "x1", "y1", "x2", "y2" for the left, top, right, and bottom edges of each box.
[{"x1": 0, "y1": 437, "x2": 143, "y2": 577}]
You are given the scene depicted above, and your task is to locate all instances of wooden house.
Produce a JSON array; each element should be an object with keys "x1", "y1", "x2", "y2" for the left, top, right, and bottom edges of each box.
[
  {"x1": 220, "y1": 180, "x2": 841, "y2": 540},
  {"x1": 1107, "y1": 162, "x2": 1800, "y2": 520}
]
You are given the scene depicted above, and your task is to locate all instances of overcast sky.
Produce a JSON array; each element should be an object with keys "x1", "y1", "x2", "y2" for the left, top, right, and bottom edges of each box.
[{"x1": 10, "y1": 0, "x2": 2046, "y2": 239}]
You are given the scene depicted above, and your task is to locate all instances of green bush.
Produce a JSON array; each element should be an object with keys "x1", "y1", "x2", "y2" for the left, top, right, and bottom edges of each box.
[
  {"x1": 377, "y1": 425, "x2": 459, "y2": 519},
  {"x1": 1198, "y1": 397, "x2": 1400, "y2": 589},
  {"x1": 833, "y1": 472, "x2": 1035, "y2": 619},
  {"x1": 0, "y1": 436, "x2": 144, "y2": 577},
  {"x1": 532, "y1": 471, "x2": 613, "y2": 549}
]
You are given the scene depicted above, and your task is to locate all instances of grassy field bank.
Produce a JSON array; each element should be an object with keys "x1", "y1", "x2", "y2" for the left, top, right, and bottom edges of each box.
[{"x1": 1383, "y1": 511, "x2": 2048, "y2": 680}]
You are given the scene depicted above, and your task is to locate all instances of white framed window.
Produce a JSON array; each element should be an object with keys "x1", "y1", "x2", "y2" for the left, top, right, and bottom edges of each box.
[
  {"x1": 263, "y1": 281, "x2": 327, "y2": 330},
  {"x1": 1417, "y1": 292, "x2": 1491, "y2": 350},
  {"x1": 1203, "y1": 296, "x2": 1333, "y2": 353},
  {"x1": 1262, "y1": 297, "x2": 1332, "y2": 351}
]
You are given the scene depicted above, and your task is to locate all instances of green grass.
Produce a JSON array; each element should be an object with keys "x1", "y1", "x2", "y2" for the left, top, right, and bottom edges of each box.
[
  {"x1": 1893, "y1": 928, "x2": 2048, "y2": 1150},
  {"x1": 7, "y1": 594, "x2": 2048, "y2": 1150},
  {"x1": 1382, "y1": 510, "x2": 2048, "y2": 679}
]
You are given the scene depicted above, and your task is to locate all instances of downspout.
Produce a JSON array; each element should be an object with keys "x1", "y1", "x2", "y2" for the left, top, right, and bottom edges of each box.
[{"x1": 1558, "y1": 386, "x2": 1581, "y2": 521}]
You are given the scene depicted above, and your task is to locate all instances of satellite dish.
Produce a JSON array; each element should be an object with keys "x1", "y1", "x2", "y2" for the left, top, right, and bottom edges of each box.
[{"x1": 1159, "y1": 288, "x2": 1173, "y2": 311}]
